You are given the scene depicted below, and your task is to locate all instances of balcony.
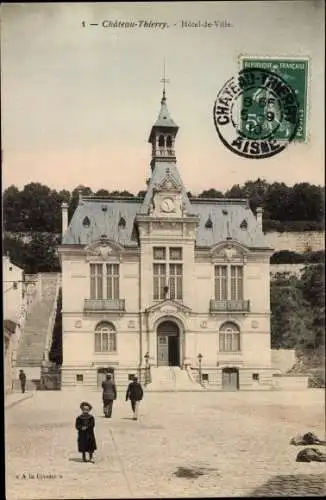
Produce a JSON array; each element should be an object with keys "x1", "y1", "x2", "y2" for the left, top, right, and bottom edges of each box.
[
  {"x1": 84, "y1": 299, "x2": 125, "y2": 313},
  {"x1": 210, "y1": 299, "x2": 250, "y2": 313}
]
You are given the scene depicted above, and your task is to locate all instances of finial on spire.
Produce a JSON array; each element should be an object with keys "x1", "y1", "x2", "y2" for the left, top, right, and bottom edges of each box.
[{"x1": 160, "y1": 58, "x2": 170, "y2": 103}]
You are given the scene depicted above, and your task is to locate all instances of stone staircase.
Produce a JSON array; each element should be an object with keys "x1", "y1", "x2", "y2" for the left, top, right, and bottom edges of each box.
[
  {"x1": 146, "y1": 366, "x2": 204, "y2": 392},
  {"x1": 16, "y1": 274, "x2": 60, "y2": 377}
]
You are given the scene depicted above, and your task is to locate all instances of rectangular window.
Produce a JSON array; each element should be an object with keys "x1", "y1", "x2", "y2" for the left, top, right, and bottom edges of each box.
[
  {"x1": 106, "y1": 264, "x2": 119, "y2": 299},
  {"x1": 90, "y1": 263, "x2": 120, "y2": 300},
  {"x1": 153, "y1": 247, "x2": 166, "y2": 260},
  {"x1": 153, "y1": 247, "x2": 183, "y2": 300},
  {"x1": 153, "y1": 263, "x2": 166, "y2": 300},
  {"x1": 169, "y1": 247, "x2": 182, "y2": 260},
  {"x1": 231, "y1": 266, "x2": 243, "y2": 300},
  {"x1": 90, "y1": 264, "x2": 103, "y2": 299},
  {"x1": 215, "y1": 266, "x2": 227, "y2": 300},
  {"x1": 169, "y1": 263, "x2": 183, "y2": 300},
  {"x1": 252, "y1": 373, "x2": 260, "y2": 381},
  {"x1": 76, "y1": 374, "x2": 84, "y2": 382}
]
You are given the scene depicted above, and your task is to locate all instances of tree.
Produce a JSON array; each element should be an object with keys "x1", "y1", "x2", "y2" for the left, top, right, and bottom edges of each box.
[
  {"x1": 198, "y1": 189, "x2": 224, "y2": 198},
  {"x1": 270, "y1": 273, "x2": 313, "y2": 349},
  {"x1": 298, "y1": 263, "x2": 325, "y2": 347},
  {"x1": 225, "y1": 184, "x2": 244, "y2": 199},
  {"x1": 95, "y1": 189, "x2": 110, "y2": 197}
]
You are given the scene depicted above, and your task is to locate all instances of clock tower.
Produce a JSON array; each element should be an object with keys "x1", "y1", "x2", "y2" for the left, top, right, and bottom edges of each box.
[{"x1": 148, "y1": 88, "x2": 179, "y2": 171}]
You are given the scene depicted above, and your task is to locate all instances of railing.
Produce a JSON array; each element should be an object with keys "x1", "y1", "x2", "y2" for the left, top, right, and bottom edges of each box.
[
  {"x1": 154, "y1": 148, "x2": 175, "y2": 157},
  {"x1": 84, "y1": 299, "x2": 125, "y2": 312},
  {"x1": 210, "y1": 299, "x2": 250, "y2": 313}
]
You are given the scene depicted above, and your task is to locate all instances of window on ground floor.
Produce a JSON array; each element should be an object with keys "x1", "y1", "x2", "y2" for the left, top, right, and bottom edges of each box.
[
  {"x1": 95, "y1": 322, "x2": 117, "y2": 352},
  {"x1": 219, "y1": 322, "x2": 240, "y2": 352}
]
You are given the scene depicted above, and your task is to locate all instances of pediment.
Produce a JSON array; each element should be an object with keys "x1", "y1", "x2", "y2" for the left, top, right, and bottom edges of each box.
[
  {"x1": 211, "y1": 241, "x2": 249, "y2": 262},
  {"x1": 155, "y1": 172, "x2": 181, "y2": 193},
  {"x1": 85, "y1": 238, "x2": 122, "y2": 260},
  {"x1": 146, "y1": 300, "x2": 192, "y2": 314}
]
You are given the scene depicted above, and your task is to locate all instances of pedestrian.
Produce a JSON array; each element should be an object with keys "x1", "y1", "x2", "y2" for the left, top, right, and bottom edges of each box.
[
  {"x1": 19, "y1": 369, "x2": 26, "y2": 393},
  {"x1": 125, "y1": 375, "x2": 143, "y2": 421},
  {"x1": 75, "y1": 401, "x2": 97, "y2": 462},
  {"x1": 101, "y1": 373, "x2": 117, "y2": 418}
]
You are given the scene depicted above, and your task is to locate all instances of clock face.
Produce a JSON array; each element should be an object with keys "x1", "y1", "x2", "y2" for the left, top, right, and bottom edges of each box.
[{"x1": 160, "y1": 197, "x2": 175, "y2": 213}]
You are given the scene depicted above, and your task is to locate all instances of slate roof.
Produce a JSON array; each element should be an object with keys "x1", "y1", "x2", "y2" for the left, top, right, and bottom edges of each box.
[
  {"x1": 151, "y1": 93, "x2": 178, "y2": 129},
  {"x1": 62, "y1": 198, "x2": 142, "y2": 246},
  {"x1": 192, "y1": 200, "x2": 269, "y2": 248},
  {"x1": 63, "y1": 195, "x2": 271, "y2": 249}
]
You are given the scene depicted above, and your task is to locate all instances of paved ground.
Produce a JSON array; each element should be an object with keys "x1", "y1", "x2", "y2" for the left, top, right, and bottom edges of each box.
[{"x1": 5, "y1": 389, "x2": 326, "y2": 499}]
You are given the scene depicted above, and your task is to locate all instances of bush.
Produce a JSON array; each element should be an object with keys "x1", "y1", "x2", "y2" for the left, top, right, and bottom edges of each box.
[{"x1": 270, "y1": 250, "x2": 325, "y2": 264}]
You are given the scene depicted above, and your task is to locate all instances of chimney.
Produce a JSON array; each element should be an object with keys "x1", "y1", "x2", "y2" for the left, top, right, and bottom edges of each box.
[
  {"x1": 256, "y1": 207, "x2": 263, "y2": 231},
  {"x1": 61, "y1": 202, "x2": 68, "y2": 237}
]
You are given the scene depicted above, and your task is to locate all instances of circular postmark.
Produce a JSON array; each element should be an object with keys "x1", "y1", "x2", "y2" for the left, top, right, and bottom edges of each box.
[{"x1": 213, "y1": 68, "x2": 300, "y2": 159}]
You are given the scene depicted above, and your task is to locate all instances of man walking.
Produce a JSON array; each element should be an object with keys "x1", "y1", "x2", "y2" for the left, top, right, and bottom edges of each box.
[
  {"x1": 19, "y1": 369, "x2": 26, "y2": 393},
  {"x1": 101, "y1": 374, "x2": 117, "y2": 418},
  {"x1": 126, "y1": 375, "x2": 143, "y2": 420}
]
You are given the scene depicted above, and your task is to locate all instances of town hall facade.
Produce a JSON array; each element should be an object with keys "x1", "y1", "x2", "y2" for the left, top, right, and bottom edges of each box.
[{"x1": 59, "y1": 89, "x2": 275, "y2": 390}]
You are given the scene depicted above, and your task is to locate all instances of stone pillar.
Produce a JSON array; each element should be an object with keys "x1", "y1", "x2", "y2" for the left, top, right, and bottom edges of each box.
[
  {"x1": 61, "y1": 202, "x2": 68, "y2": 237},
  {"x1": 256, "y1": 207, "x2": 263, "y2": 231}
]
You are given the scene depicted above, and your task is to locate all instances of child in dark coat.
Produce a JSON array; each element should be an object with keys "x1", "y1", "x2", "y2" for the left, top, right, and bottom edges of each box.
[{"x1": 75, "y1": 401, "x2": 97, "y2": 462}]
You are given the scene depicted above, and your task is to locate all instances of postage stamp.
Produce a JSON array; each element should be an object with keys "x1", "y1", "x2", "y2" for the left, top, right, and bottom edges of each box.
[
  {"x1": 213, "y1": 67, "x2": 300, "y2": 159},
  {"x1": 239, "y1": 56, "x2": 309, "y2": 142}
]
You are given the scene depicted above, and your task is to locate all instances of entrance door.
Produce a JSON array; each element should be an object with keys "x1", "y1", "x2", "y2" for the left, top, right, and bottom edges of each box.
[
  {"x1": 157, "y1": 335, "x2": 169, "y2": 366},
  {"x1": 97, "y1": 367, "x2": 115, "y2": 388},
  {"x1": 222, "y1": 368, "x2": 239, "y2": 390},
  {"x1": 157, "y1": 321, "x2": 180, "y2": 366}
]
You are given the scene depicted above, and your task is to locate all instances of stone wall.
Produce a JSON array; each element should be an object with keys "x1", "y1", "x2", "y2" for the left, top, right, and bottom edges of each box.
[
  {"x1": 264, "y1": 231, "x2": 325, "y2": 253},
  {"x1": 271, "y1": 349, "x2": 296, "y2": 373}
]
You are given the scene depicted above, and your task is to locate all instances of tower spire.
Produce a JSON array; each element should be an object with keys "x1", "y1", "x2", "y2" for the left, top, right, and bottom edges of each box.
[{"x1": 160, "y1": 58, "x2": 170, "y2": 103}]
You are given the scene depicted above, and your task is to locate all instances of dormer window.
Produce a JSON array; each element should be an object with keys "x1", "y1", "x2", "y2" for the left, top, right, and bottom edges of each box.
[
  {"x1": 166, "y1": 135, "x2": 172, "y2": 147},
  {"x1": 118, "y1": 216, "x2": 126, "y2": 229},
  {"x1": 82, "y1": 216, "x2": 90, "y2": 228},
  {"x1": 205, "y1": 216, "x2": 213, "y2": 229},
  {"x1": 240, "y1": 219, "x2": 248, "y2": 230},
  {"x1": 159, "y1": 135, "x2": 165, "y2": 147}
]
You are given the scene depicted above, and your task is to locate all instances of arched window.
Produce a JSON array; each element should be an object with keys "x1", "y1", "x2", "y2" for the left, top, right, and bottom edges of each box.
[
  {"x1": 158, "y1": 135, "x2": 165, "y2": 147},
  {"x1": 95, "y1": 322, "x2": 116, "y2": 352},
  {"x1": 219, "y1": 322, "x2": 240, "y2": 352},
  {"x1": 166, "y1": 135, "x2": 172, "y2": 147}
]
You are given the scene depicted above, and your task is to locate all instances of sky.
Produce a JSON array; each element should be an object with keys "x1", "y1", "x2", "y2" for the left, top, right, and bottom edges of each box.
[{"x1": 1, "y1": 1, "x2": 324, "y2": 195}]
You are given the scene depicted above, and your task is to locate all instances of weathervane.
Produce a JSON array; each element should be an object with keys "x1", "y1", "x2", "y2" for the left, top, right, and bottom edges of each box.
[{"x1": 160, "y1": 58, "x2": 170, "y2": 99}]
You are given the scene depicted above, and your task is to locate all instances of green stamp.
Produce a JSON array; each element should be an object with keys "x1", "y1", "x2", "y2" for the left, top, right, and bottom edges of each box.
[{"x1": 239, "y1": 57, "x2": 309, "y2": 142}]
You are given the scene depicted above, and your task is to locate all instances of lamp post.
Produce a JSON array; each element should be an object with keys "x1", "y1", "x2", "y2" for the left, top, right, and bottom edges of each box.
[
  {"x1": 197, "y1": 353, "x2": 203, "y2": 382},
  {"x1": 144, "y1": 352, "x2": 150, "y2": 385}
]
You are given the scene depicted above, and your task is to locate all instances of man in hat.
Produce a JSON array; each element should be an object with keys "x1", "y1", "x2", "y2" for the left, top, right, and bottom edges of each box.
[
  {"x1": 125, "y1": 375, "x2": 143, "y2": 420},
  {"x1": 19, "y1": 369, "x2": 26, "y2": 393},
  {"x1": 75, "y1": 401, "x2": 97, "y2": 462},
  {"x1": 101, "y1": 373, "x2": 117, "y2": 418}
]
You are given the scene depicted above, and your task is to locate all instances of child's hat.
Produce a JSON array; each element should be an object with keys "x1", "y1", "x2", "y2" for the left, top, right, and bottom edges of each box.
[{"x1": 80, "y1": 401, "x2": 92, "y2": 410}]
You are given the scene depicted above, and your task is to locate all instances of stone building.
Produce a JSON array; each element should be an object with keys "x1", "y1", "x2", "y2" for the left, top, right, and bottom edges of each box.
[
  {"x1": 59, "y1": 90, "x2": 274, "y2": 390},
  {"x1": 3, "y1": 255, "x2": 24, "y2": 393}
]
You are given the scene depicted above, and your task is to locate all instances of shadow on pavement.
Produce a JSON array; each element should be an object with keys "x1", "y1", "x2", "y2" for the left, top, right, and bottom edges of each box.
[
  {"x1": 68, "y1": 457, "x2": 87, "y2": 463},
  {"x1": 248, "y1": 474, "x2": 326, "y2": 497}
]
